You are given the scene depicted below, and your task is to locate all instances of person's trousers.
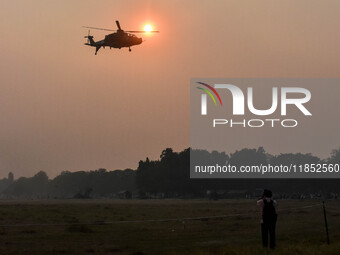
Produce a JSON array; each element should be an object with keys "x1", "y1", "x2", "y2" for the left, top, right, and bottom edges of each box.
[{"x1": 261, "y1": 222, "x2": 276, "y2": 249}]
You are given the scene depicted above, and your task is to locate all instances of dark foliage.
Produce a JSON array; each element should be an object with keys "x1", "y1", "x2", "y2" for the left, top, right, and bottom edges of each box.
[{"x1": 0, "y1": 147, "x2": 339, "y2": 199}]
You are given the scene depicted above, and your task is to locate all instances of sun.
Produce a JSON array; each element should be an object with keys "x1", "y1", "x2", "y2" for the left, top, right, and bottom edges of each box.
[{"x1": 144, "y1": 24, "x2": 152, "y2": 33}]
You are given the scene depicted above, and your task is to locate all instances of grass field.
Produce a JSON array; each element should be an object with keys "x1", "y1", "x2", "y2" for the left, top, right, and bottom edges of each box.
[{"x1": 0, "y1": 199, "x2": 339, "y2": 255}]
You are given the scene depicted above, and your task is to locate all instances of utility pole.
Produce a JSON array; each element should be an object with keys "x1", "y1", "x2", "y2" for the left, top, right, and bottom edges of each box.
[{"x1": 323, "y1": 201, "x2": 330, "y2": 245}]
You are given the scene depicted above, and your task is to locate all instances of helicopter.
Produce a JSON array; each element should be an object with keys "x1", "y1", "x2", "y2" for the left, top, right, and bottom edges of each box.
[{"x1": 83, "y1": 20, "x2": 159, "y2": 55}]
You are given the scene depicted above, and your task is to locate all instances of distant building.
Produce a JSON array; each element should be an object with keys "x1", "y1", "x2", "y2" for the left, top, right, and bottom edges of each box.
[
  {"x1": 117, "y1": 190, "x2": 132, "y2": 199},
  {"x1": 206, "y1": 190, "x2": 228, "y2": 200},
  {"x1": 225, "y1": 190, "x2": 249, "y2": 199},
  {"x1": 254, "y1": 188, "x2": 264, "y2": 198}
]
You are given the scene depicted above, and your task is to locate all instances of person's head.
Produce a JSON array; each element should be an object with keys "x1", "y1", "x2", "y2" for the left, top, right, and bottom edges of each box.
[{"x1": 263, "y1": 189, "x2": 272, "y2": 198}]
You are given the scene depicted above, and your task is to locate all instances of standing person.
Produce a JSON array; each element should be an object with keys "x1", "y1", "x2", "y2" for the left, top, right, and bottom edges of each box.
[{"x1": 257, "y1": 189, "x2": 277, "y2": 249}]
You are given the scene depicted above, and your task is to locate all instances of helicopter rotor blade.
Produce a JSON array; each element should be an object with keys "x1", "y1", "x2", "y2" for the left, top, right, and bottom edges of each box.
[
  {"x1": 83, "y1": 26, "x2": 116, "y2": 32},
  {"x1": 115, "y1": 20, "x2": 122, "y2": 30},
  {"x1": 126, "y1": 31, "x2": 160, "y2": 33}
]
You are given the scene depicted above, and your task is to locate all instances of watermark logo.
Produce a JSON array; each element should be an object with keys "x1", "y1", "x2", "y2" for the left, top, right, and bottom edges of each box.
[
  {"x1": 195, "y1": 81, "x2": 312, "y2": 128},
  {"x1": 198, "y1": 82, "x2": 312, "y2": 117},
  {"x1": 190, "y1": 78, "x2": 339, "y2": 179},
  {"x1": 196, "y1": 82, "x2": 223, "y2": 115}
]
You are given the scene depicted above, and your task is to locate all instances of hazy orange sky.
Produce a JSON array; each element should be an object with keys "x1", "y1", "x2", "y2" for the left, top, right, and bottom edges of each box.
[{"x1": 0, "y1": 0, "x2": 339, "y2": 178}]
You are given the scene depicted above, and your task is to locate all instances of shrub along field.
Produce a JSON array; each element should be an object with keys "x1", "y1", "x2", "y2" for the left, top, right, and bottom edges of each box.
[{"x1": 0, "y1": 199, "x2": 339, "y2": 255}]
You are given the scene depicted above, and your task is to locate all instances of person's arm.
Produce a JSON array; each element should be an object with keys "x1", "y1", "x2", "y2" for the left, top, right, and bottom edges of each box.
[{"x1": 257, "y1": 199, "x2": 263, "y2": 206}]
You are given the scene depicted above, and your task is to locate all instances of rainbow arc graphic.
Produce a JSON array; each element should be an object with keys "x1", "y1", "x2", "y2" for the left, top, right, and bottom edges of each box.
[{"x1": 196, "y1": 82, "x2": 223, "y2": 106}]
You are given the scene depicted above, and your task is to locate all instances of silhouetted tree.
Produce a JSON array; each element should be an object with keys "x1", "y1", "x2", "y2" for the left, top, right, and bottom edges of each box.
[{"x1": 2, "y1": 147, "x2": 340, "y2": 199}]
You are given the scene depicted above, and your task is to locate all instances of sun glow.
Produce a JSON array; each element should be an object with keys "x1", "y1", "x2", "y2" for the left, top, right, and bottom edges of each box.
[{"x1": 144, "y1": 24, "x2": 152, "y2": 33}]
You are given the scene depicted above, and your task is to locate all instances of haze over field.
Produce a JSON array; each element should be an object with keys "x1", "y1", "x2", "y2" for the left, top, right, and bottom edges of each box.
[{"x1": 0, "y1": 0, "x2": 339, "y2": 178}]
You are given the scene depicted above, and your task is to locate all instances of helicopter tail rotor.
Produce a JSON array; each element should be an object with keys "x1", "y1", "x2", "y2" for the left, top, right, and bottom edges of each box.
[
  {"x1": 84, "y1": 30, "x2": 90, "y2": 44},
  {"x1": 84, "y1": 30, "x2": 95, "y2": 45}
]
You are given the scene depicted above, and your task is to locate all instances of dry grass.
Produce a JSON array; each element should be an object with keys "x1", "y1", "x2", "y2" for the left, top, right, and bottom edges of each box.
[{"x1": 0, "y1": 199, "x2": 339, "y2": 254}]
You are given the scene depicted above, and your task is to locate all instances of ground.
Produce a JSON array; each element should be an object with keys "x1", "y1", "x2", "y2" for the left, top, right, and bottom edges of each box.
[{"x1": 0, "y1": 199, "x2": 339, "y2": 255}]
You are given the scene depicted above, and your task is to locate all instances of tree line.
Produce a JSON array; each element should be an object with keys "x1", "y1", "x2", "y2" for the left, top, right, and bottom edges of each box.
[
  {"x1": 0, "y1": 147, "x2": 339, "y2": 199},
  {"x1": 137, "y1": 147, "x2": 340, "y2": 198}
]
